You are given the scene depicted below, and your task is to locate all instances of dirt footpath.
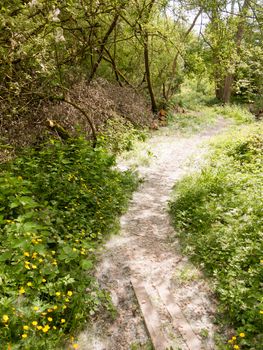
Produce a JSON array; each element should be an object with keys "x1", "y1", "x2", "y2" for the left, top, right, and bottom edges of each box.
[{"x1": 78, "y1": 119, "x2": 229, "y2": 350}]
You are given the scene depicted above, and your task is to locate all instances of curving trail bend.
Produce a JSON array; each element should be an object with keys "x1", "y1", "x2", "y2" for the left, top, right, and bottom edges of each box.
[{"x1": 78, "y1": 118, "x2": 229, "y2": 350}]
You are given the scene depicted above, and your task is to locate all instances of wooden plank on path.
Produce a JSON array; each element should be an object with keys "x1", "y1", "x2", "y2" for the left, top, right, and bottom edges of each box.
[
  {"x1": 156, "y1": 283, "x2": 202, "y2": 350},
  {"x1": 131, "y1": 277, "x2": 170, "y2": 350}
]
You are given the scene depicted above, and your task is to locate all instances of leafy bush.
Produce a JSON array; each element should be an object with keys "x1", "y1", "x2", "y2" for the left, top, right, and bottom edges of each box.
[
  {"x1": 98, "y1": 116, "x2": 147, "y2": 154},
  {"x1": 0, "y1": 138, "x2": 138, "y2": 349},
  {"x1": 169, "y1": 124, "x2": 263, "y2": 349}
]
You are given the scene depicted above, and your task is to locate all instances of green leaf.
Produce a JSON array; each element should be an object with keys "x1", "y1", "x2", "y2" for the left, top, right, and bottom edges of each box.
[{"x1": 80, "y1": 259, "x2": 93, "y2": 270}]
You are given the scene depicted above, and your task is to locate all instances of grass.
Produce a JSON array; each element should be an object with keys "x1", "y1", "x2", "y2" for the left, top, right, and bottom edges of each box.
[
  {"x1": 166, "y1": 107, "x2": 219, "y2": 135},
  {"x1": 169, "y1": 122, "x2": 263, "y2": 350}
]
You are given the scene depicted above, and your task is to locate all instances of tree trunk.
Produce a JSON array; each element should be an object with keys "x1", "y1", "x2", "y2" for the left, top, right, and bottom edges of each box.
[
  {"x1": 143, "y1": 31, "x2": 157, "y2": 113},
  {"x1": 88, "y1": 13, "x2": 119, "y2": 83}
]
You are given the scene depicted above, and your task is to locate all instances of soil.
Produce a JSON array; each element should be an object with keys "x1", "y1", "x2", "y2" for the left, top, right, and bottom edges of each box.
[{"x1": 77, "y1": 118, "x2": 230, "y2": 350}]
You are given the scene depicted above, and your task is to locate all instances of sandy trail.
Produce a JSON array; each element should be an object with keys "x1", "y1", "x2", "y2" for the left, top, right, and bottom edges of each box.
[{"x1": 78, "y1": 119, "x2": 229, "y2": 350}]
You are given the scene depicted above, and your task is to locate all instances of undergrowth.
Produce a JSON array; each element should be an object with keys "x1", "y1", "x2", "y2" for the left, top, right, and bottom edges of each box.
[
  {"x1": 166, "y1": 107, "x2": 218, "y2": 135},
  {"x1": 170, "y1": 78, "x2": 215, "y2": 111},
  {"x1": 98, "y1": 116, "x2": 147, "y2": 154},
  {"x1": 169, "y1": 123, "x2": 263, "y2": 350},
  {"x1": 0, "y1": 138, "x2": 138, "y2": 349},
  {"x1": 169, "y1": 78, "x2": 254, "y2": 135}
]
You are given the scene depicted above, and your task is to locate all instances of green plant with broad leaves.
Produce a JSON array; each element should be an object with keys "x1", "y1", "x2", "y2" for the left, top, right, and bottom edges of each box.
[{"x1": 0, "y1": 137, "x2": 138, "y2": 349}]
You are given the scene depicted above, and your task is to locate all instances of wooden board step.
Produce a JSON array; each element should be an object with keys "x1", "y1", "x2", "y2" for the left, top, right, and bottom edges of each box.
[
  {"x1": 131, "y1": 277, "x2": 172, "y2": 350},
  {"x1": 155, "y1": 282, "x2": 202, "y2": 350}
]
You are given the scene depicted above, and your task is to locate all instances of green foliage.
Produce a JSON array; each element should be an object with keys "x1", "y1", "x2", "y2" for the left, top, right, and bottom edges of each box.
[
  {"x1": 167, "y1": 109, "x2": 218, "y2": 135},
  {"x1": 169, "y1": 123, "x2": 263, "y2": 349},
  {"x1": 170, "y1": 78, "x2": 216, "y2": 111},
  {"x1": 214, "y1": 105, "x2": 255, "y2": 124},
  {"x1": 98, "y1": 117, "x2": 147, "y2": 154},
  {"x1": 0, "y1": 138, "x2": 138, "y2": 349}
]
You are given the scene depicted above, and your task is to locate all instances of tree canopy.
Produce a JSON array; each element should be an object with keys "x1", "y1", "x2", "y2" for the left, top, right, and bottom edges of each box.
[{"x1": 0, "y1": 0, "x2": 262, "y2": 126}]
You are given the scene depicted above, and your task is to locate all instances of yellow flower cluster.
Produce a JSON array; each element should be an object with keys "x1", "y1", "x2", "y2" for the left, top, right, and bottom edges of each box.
[
  {"x1": 42, "y1": 325, "x2": 50, "y2": 333},
  {"x1": 70, "y1": 336, "x2": 79, "y2": 349},
  {"x1": 228, "y1": 333, "x2": 245, "y2": 349}
]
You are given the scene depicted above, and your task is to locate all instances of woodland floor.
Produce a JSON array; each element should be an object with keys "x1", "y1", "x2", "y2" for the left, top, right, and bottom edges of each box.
[{"x1": 77, "y1": 117, "x2": 230, "y2": 350}]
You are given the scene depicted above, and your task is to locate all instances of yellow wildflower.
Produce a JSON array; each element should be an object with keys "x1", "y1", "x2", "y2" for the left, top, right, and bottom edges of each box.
[
  {"x1": 2, "y1": 315, "x2": 9, "y2": 323},
  {"x1": 32, "y1": 252, "x2": 37, "y2": 259},
  {"x1": 52, "y1": 260, "x2": 57, "y2": 266},
  {"x1": 51, "y1": 251, "x2": 56, "y2": 255},
  {"x1": 73, "y1": 344, "x2": 79, "y2": 349},
  {"x1": 72, "y1": 248, "x2": 77, "y2": 252},
  {"x1": 37, "y1": 238, "x2": 42, "y2": 242},
  {"x1": 32, "y1": 321, "x2": 38, "y2": 326},
  {"x1": 19, "y1": 287, "x2": 25, "y2": 294},
  {"x1": 33, "y1": 306, "x2": 39, "y2": 311},
  {"x1": 53, "y1": 326, "x2": 57, "y2": 330},
  {"x1": 38, "y1": 258, "x2": 43, "y2": 263},
  {"x1": 47, "y1": 308, "x2": 53, "y2": 313},
  {"x1": 23, "y1": 325, "x2": 29, "y2": 331},
  {"x1": 239, "y1": 332, "x2": 245, "y2": 338},
  {"x1": 53, "y1": 305, "x2": 58, "y2": 310},
  {"x1": 42, "y1": 278, "x2": 46, "y2": 283},
  {"x1": 24, "y1": 252, "x2": 30, "y2": 257},
  {"x1": 31, "y1": 264, "x2": 37, "y2": 269},
  {"x1": 27, "y1": 282, "x2": 33, "y2": 287},
  {"x1": 42, "y1": 324, "x2": 50, "y2": 333},
  {"x1": 67, "y1": 291, "x2": 73, "y2": 297},
  {"x1": 47, "y1": 317, "x2": 53, "y2": 322},
  {"x1": 37, "y1": 325, "x2": 43, "y2": 330},
  {"x1": 63, "y1": 305, "x2": 67, "y2": 309},
  {"x1": 228, "y1": 340, "x2": 233, "y2": 344},
  {"x1": 61, "y1": 318, "x2": 66, "y2": 323},
  {"x1": 41, "y1": 312, "x2": 47, "y2": 316},
  {"x1": 232, "y1": 336, "x2": 236, "y2": 341},
  {"x1": 260, "y1": 310, "x2": 263, "y2": 314},
  {"x1": 234, "y1": 346, "x2": 240, "y2": 350},
  {"x1": 55, "y1": 292, "x2": 61, "y2": 297},
  {"x1": 65, "y1": 298, "x2": 70, "y2": 302},
  {"x1": 21, "y1": 334, "x2": 28, "y2": 339}
]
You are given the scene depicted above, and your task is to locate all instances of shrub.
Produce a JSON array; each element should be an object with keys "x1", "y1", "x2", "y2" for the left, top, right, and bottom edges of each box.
[
  {"x1": 0, "y1": 138, "x2": 138, "y2": 349},
  {"x1": 169, "y1": 123, "x2": 263, "y2": 349}
]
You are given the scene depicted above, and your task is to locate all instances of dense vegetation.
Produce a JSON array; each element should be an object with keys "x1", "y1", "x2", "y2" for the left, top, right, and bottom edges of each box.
[
  {"x1": 0, "y1": 138, "x2": 137, "y2": 349},
  {"x1": 0, "y1": 1, "x2": 262, "y2": 349},
  {"x1": 170, "y1": 123, "x2": 263, "y2": 350}
]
